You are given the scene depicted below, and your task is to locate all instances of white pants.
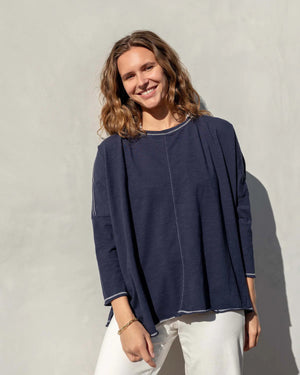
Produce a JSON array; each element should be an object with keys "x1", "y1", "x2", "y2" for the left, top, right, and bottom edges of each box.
[{"x1": 94, "y1": 309, "x2": 245, "y2": 375}]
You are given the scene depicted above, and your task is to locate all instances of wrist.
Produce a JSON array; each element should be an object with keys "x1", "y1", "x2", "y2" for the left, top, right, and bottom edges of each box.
[
  {"x1": 115, "y1": 313, "x2": 137, "y2": 329},
  {"x1": 117, "y1": 317, "x2": 139, "y2": 335}
]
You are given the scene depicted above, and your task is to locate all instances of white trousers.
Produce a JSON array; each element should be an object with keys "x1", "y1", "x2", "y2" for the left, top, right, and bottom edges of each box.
[{"x1": 94, "y1": 309, "x2": 245, "y2": 375}]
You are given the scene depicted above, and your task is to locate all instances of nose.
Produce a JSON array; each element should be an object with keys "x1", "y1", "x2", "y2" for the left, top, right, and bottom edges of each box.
[{"x1": 136, "y1": 72, "x2": 148, "y2": 88}]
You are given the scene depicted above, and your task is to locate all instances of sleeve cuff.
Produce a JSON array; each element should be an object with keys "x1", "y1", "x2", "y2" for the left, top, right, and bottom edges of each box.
[
  {"x1": 245, "y1": 273, "x2": 256, "y2": 278},
  {"x1": 104, "y1": 291, "x2": 129, "y2": 306}
]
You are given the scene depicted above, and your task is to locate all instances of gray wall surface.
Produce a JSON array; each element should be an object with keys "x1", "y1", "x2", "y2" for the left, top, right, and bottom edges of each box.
[{"x1": 1, "y1": 0, "x2": 299, "y2": 374}]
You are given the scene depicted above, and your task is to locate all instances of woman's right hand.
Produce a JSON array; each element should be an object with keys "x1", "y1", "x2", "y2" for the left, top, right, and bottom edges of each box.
[{"x1": 119, "y1": 320, "x2": 156, "y2": 368}]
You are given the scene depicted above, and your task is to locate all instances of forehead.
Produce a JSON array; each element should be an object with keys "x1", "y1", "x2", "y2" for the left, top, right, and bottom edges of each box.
[{"x1": 117, "y1": 46, "x2": 157, "y2": 72}]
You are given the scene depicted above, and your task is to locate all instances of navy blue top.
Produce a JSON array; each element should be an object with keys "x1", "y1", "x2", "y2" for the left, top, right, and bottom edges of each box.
[{"x1": 91, "y1": 114, "x2": 256, "y2": 337}]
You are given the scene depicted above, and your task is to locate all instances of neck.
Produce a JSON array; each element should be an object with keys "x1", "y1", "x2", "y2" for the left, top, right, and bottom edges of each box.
[{"x1": 141, "y1": 107, "x2": 186, "y2": 131}]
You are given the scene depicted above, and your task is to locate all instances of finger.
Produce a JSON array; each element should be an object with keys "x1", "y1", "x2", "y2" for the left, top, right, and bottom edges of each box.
[
  {"x1": 145, "y1": 334, "x2": 155, "y2": 358},
  {"x1": 248, "y1": 331, "x2": 256, "y2": 349},
  {"x1": 139, "y1": 346, "x2": 156, "y2": 368},
  {"x1": 127, "y1": 353, "x2": 142, "y2": 362}
]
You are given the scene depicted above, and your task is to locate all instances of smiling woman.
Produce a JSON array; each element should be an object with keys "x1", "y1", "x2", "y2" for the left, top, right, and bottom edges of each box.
[
  {"x1": 97, "y1": 30, "x2": 211, "y2": 139},
  {"x1": 117, "y1": 47, "x2": 168, "y2": 117},
  {"x1": 91, "y1": 30, "x2": 261, "y2": 375}
]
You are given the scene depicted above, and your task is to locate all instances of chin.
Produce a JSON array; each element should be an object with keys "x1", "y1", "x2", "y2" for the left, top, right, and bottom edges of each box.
[{"x1": 138, "y1": 98, "x2": 165, "y2": 110}]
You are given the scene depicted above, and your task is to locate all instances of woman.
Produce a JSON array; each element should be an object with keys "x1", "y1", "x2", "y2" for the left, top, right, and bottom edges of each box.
[{"x1": 91, "y1": 30, "x2": 261, "y2": 375}]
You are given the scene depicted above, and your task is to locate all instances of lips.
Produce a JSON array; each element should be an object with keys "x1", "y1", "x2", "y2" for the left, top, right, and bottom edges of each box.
[{"x1": 138, "y1": 85, "x2": 158, "y2": 96}]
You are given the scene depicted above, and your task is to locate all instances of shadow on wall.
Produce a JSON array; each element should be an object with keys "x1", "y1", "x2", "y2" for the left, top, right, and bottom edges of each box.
[{"x1": 159, "y1": 172, "x2": 298, "y2": 375}]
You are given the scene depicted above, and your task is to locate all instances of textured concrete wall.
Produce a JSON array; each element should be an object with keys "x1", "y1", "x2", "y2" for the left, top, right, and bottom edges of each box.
[{"x1": 1, "y1": 0, "x2": 299, "y2": 374}]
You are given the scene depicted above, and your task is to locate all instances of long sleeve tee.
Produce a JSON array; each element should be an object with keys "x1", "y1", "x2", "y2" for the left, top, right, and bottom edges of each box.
[{"x1": 91, "y1": 114, "x2": 256, "y2": 337}]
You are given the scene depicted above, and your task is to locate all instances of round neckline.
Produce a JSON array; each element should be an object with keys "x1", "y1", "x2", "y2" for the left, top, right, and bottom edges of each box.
[{"x1": 143, "y1": 115, "x2": 192, "y2": 135}]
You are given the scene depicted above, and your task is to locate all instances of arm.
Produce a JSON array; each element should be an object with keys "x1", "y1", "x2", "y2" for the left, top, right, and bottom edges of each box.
[
  {"x1": 92, "y1": 146, "x2": 156, "y2": 366},
  {"x1": 111, "y1": 296, "x2": 137, "y2": 328},
  {"x1": 245, "y1": 277, "x2": 261, "y2": 351},
  {"x1": 246, "y1": 277, "x2": 258, "y2": 313},
  {"x1": 235, "y1": 133, "x2": 261, "y2": 350},
  {"x1": 234, "y1": 132, "x2": 256, "y2": 279},
  {"x1": 91, "y1": 144, "x2": 129, "y2": 306}
]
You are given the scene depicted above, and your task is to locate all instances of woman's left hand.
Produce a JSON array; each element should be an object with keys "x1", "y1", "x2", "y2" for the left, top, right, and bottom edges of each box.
[{"x1": 244, "y1": 311, "x2": 262, "y2": 351}]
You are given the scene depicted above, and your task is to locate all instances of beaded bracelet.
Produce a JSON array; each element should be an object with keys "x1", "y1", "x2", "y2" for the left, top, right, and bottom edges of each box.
[{"x1": 117, "y1": 318, "x2": 139, "y2": 335}]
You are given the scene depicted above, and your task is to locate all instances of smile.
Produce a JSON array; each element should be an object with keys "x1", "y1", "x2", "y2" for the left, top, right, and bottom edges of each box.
[{"x1": 138, "y1": 85, "x2": 158, "y2": 98}]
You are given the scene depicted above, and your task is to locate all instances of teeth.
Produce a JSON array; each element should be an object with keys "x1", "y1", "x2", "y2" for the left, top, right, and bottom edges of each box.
[{"x1": 141, "y1": 87, "x2": 156, "y2": 95}]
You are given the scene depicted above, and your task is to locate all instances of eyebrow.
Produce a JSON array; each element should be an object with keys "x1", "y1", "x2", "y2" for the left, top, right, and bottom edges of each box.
[{"x1": 121, "y1": 61, "x2": 156, "y2": 80}]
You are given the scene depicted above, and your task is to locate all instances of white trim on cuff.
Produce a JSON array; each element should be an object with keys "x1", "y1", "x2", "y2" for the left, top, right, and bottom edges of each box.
[{"x1": 104, "y1": 291, "x2": 128, "y2": 304}]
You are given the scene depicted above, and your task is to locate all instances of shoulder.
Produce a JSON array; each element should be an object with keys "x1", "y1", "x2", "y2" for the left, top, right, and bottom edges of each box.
[
  {"x1": 197, "y1": 115, "x2": 237, "y2": 145},
  {"x1": 198, "y1": 115, "x2": 235, "y2": 135},
  {"x1": 97, "y1": 134, "x2": 120, "y2": 154}
]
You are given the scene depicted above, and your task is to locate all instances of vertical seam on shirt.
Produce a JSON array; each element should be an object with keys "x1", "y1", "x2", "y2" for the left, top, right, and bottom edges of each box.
[{"x1": 163, "y1": 135, "x2": 185, "y2": 312}]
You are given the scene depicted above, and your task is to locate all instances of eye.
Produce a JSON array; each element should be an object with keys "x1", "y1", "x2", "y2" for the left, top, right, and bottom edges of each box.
[
  {"x1": 125, "y1": 74, "x2": 134, "y2": 80},
  {"x1": 145, "y1": 65, "x2": 153, "y2": 71}
]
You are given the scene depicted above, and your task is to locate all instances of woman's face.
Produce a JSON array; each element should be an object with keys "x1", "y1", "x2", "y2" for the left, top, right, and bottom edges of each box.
[{"x1": 117, "y1": 46, "x2": 168, "y2": 113}]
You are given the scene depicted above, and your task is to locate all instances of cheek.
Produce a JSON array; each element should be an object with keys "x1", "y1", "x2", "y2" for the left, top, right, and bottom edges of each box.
[
  {"x1": 126, "y1": 82, "x2": 137, "y2": 96},
  {"x1": 123, "y1": 81, "x2": 132, "y2": 95}
]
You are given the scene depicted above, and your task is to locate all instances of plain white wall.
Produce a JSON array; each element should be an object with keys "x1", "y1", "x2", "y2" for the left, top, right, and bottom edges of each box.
[{"x1": 1, "y1": 0, "x2": 299, "y2": 374}]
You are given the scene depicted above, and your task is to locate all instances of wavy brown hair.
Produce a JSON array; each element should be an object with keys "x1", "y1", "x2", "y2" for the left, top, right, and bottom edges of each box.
[{"x1": 97, "y1": 30, "x2": 212, "y2": 140}]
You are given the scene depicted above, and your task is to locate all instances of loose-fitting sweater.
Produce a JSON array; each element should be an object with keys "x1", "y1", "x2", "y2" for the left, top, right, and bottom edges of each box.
[{"x1": 91, "y1": 114, "x2": 256, "y2": 337}]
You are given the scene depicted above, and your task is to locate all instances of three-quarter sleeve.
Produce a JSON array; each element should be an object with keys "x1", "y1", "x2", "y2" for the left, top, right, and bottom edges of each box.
[
  {"x1": 234, "y1": 132, "x2": 256, "y2": 278},
  {"x1": 91, "y1": 145, "x2": 129, "y2": 305}
]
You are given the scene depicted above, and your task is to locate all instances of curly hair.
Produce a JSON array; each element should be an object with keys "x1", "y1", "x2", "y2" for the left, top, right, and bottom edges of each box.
[{"x1": 97, "y1": 30, "x2": 212, "y2": 140}]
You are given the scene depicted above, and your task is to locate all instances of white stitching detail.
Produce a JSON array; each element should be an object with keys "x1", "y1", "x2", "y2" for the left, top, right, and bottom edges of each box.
[
  {"x1": 148, "y1": 307, "x2": 254, "y2": 336},
  {"x1": 178, "y1": 307, "x2": 253, "y2": 313},
  {"x1": 146, "y1": 117, "x2": 192, "y2": 135},
  {"x1": 104, "y1": 291, "x2": 128, "y2": 303},
  {"x1": 164, "y1": 136, "x2": 185, "y2": 312}
]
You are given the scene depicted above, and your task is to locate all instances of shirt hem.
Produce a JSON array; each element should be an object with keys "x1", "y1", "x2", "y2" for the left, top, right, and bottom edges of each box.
[{"x1": 149, "y1": 306, "x2": 255, "y2": 337}]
